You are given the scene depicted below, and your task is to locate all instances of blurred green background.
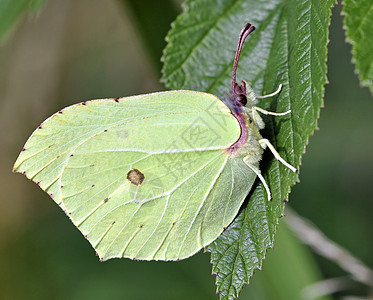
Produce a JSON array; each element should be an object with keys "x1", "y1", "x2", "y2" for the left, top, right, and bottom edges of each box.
[{"x1": 1, "y1": 1, "x2": 372, "y2": 299}]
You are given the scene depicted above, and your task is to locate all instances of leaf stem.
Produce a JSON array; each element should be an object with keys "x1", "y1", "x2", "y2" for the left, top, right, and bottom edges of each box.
[{"x1": 286, "y1": 208, "x2": 373, "y2": 290}]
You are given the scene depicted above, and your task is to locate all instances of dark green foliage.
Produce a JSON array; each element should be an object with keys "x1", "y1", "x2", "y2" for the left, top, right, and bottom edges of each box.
[{"x1": 343, "y1": 0, "x2": 373, "y2": 93}]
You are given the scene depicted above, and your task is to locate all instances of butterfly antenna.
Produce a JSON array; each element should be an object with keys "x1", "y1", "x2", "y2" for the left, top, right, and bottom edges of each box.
[{"x1": 231, "y1": 23, "x2": 255, "y2": 95}]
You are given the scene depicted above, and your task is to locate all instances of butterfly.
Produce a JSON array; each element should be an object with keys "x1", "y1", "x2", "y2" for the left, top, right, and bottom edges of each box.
[{"x1": 13, "y1": 23, "x2": 295, "y2": 261}]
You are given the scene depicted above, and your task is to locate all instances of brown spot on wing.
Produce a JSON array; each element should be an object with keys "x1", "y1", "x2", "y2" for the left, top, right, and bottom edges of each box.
[{"x1": 127, "y1": 169, "x2": 144, "y2": 185}]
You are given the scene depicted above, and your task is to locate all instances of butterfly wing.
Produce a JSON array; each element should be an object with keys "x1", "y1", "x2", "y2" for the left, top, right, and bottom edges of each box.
[{"x1": 14, "y1": 90, "x2": 258, "y2": 261}]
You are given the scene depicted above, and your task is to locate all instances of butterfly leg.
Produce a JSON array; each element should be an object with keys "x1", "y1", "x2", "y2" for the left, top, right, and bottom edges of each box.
[
  {"x1": 243, "y1": 156, "x2": 271, "y2": 201},
  {"x1": 258, "y1": 139, "x2": 297, "y2": 172},
  {"x1": 250, "y1": 105, "x2": 291, "y2": 130},
  {"x1": 256, "y1": 84, "x2": 283, "y2": 99},
  {"x1": 249, "y1": 106, "x2": 292, "y2": 131},
  {"x1": 253, "y1": 106, "x2": 291, "y2": 117},
  {"x1": 252, "y1": 84, "x2": 291, "y2": 127}
]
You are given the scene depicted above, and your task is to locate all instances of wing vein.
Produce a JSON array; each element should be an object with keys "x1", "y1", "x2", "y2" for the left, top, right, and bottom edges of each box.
[{"x1": 177, "y1": 154, "x2": 229, "y2": 257}]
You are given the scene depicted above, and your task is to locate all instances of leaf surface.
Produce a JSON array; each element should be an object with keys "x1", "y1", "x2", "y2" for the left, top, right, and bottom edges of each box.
[
  {"x1": 343, "y1": 0, "x2": 373, "y2": 93},
  {"x1": 162, "y1": 0, "x2": 335, "y2": 297}
]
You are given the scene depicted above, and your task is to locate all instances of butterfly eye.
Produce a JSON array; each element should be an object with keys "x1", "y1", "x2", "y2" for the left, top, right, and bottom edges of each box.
[{"x1": 236, "y1": 94, "x2": 247, "y2": 106}]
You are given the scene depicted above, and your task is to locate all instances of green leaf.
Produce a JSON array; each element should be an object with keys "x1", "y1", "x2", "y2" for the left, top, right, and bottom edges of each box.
[
  {"x1": 0, "y1": 0, "x2": 48, "y2": 42},
  {"x1": 162, "y1": 0, "x2": 334, "y2": 298},
  {"x1": 343, "y1": 0, "x2": 373, "y2": 93},
  {"x1": 241, "y1": 221, "x2": 331, "y2": 300}
]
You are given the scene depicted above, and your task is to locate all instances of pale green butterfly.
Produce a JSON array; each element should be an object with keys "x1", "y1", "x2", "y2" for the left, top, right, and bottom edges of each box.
[{"x1": 13, "y1": 23, "x2": 296, "y2": 261}]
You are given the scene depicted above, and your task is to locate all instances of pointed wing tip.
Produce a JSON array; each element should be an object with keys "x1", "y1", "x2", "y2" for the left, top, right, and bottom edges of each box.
[
  {"x1": 12, "y1": 164, "x2": 45, "y2": 190},
  {"x1": 12, "y1": 164, "x2": 25, "y2": 175}
]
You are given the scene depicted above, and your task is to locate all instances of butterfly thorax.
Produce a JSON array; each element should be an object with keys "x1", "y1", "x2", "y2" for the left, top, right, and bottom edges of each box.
[{"x1": 226, "y1": 87, "x2": 263, "y2": 162}]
